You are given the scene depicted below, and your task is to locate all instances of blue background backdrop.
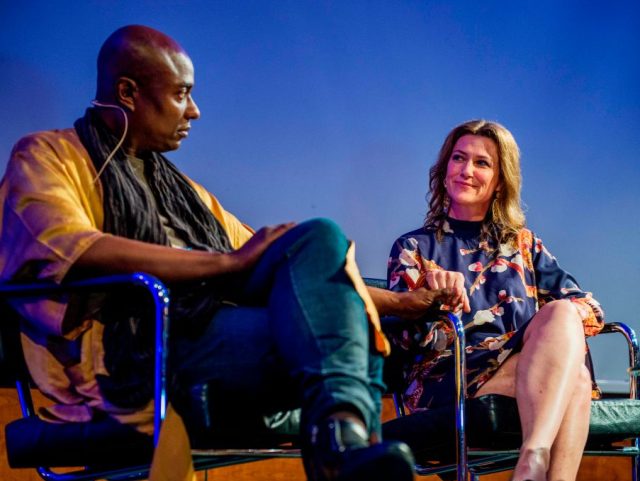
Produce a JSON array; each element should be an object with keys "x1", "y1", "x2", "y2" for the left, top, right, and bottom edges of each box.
[{"x1": 1, "y1": 0, "x2": 639, "y2": 389}]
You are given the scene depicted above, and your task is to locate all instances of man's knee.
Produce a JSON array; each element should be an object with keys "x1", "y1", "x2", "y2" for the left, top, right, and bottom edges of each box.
[
  {"x1": 292, "y1": 218, "x2": 348, "y2": 255},
  {"x1": 299, "y1": 217, "x2": 345, "y2": 240}
]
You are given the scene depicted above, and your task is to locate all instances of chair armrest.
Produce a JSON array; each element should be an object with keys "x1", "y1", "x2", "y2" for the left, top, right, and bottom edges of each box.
[
  {"x1": 592, "y1": 321, "x2": 639, "y2": 400},
  {"x1": 0, "y1": 272, "x2": 170, "y2": 445},
  {"x1": 362, "y1": 277, "x2": 387, "y2": 290}
]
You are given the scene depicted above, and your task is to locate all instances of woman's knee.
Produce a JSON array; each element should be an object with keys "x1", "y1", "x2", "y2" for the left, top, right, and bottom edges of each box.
[
  {"x1": 539, "y1": 299, "x2": 581, "y2": 320},
  {"x1": 529, "y1": 300, "x2": 583, "y2": 336}
]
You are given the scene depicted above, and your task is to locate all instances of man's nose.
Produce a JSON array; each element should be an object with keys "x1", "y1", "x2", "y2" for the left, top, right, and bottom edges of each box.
[{"x1": 186, "y1": 95, "x2": 200, "y2": 120}]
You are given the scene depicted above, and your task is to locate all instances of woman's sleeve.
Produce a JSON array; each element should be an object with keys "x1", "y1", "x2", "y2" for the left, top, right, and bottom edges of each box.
[
  {"x1": 388, "y1": 235, "x2": 422, "y2": 292},
  {"x1": 386, "y1": 234, "x2": 452, "y2": 353},
  {"x1": 531, "y1": 233, "x2": 605, "y2": 336}
]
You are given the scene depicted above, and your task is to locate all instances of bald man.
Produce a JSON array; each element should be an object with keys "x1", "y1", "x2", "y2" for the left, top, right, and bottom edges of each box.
[{"x1": 0, "y1": 25, "x2": 447, "y2": 480}]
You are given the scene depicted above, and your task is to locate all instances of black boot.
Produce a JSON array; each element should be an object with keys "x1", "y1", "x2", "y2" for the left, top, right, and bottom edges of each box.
[{"x1": 303, "y1": 417, "x2": 415, "y2": 481}]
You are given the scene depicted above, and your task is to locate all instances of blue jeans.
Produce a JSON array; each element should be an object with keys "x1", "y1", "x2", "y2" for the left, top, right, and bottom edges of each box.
[{"x1": 172, "y1": 218, "x2": 384, "y2": 438}]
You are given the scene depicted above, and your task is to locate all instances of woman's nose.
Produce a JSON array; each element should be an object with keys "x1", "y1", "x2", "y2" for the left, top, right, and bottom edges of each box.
[{"x1": 460, "y1": 160, "x2": 473, "y2": 177}]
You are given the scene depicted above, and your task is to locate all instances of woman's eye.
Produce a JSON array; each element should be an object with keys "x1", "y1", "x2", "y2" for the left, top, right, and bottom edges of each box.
[{"x1": 451, "y1": 154, "x2": 464, "y2": 162}]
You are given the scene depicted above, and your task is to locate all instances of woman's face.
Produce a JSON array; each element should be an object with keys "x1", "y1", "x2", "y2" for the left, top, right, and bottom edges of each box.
[{"x1": 444, "y1": 134, "x2": 500, "y2": 221}]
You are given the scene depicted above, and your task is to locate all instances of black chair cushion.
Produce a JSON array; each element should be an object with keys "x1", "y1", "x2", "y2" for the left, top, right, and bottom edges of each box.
[
  {"x1": 383, "y1": 394, "x2": 640, "y2": 459},
  {"x1": 6, "y1": 409, "x2": 301, "y2": 469},
  {"x1": 5, "y1": 415, "x2": 154, "y2": 468},
  {"x1": 382, "y1": 403, "x2": 457, "y2": 463},
  {"x1": 175, "y1": 382, "x2": 301, "y2": 448},
  {"x1": 6, "y1": 381, "x2": 302, "y2": 469}
]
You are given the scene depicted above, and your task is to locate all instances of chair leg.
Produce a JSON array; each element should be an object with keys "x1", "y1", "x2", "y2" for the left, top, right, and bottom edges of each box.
[
  {"x1": 447, "y1": 312, "x2": 468, "y2": 481},
  {"x1": 633, "y1": 452, "x2": 638, "y2": 481}
]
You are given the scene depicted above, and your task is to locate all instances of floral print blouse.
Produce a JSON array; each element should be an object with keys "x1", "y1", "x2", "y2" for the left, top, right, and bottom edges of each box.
[{"x1": 386, "y1": 217, "x2": 604, "y2": 412}]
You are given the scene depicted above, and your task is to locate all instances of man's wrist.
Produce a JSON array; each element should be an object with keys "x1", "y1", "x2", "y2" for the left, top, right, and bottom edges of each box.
[{"x1": 385, "y1": 290, "x2": 407, "y2": 317}]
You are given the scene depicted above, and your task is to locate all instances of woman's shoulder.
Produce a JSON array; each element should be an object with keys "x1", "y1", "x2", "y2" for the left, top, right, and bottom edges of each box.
[
  {"x1": 511, "y1": 226, "x2": 539, "y2": 248},
  {"x1": 389, "y1": 227, "x2": 438, "y2": 256}
]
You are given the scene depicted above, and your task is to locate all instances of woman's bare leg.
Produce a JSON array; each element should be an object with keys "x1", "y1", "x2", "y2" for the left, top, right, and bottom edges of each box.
[
  {"x1": 545, "y1": 365, "x2": 591, "y2": 480},
  {"x1": 474, "y1": 300, "x2": 591, "y2": 481}
]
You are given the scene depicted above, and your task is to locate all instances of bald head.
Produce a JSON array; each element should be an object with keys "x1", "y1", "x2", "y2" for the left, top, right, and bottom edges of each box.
[
  {"x1": 96, "y1": 25, "x2": 187, "y2": 102},
  {"x1": 93, "y1": 25, "x2": 200, "y2": 155}
]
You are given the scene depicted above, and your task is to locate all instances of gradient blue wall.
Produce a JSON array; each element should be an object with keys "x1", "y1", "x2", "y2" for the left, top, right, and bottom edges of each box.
[{"x1": 1, "y1": 1, "x2": 639, "y2": 388}]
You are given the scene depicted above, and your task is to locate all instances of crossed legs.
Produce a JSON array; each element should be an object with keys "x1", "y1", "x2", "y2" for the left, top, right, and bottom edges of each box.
[
  {"x1": 174, "y1": 218, "x2": 383, "y2": 434},
  {"x1": 173, "y1": 218, "x2": 414, "y2": 480},
  {"x1": 474, "y1": 299, "x2": 592, "y2": 481}
]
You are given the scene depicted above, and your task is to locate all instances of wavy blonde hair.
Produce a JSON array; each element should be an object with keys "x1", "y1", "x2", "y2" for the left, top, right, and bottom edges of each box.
[{"x1": 425, "y1": 119, "x2": 525, "y2": 246}]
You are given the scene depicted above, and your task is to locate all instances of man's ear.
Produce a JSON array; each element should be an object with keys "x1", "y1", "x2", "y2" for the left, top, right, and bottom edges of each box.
[{"x1": 115, "y1": 77, "x2": 138, "y2": 111}]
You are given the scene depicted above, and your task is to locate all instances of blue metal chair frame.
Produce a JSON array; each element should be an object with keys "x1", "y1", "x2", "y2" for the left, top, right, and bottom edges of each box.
[
  {"x1": 388, "y1": 312, "x2": 469, "y2": 481},
  {"x1": 0, "y1": 273, "x2": 299, "y2": 481},
  {"x1": 4, "y1": 274, "x2": 639, "y2": 481}
]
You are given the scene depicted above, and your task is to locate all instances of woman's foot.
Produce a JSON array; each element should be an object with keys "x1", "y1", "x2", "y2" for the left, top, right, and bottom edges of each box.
[{"x1": 511, "y1": 447, "x2": 550, "y2": 481}]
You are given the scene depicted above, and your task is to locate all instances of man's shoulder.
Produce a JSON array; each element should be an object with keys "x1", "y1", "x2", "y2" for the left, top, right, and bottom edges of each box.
[
  {"x1": 13, "y1": 128, "x2": 81, "y2": 153},
  {"x1": 6, "y1": 128, "x2": 92, "y2": 182}
]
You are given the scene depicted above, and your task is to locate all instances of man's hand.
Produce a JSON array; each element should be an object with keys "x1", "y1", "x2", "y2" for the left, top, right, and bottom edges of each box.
[
  {"x1": 227, "y1": 222, "x2": 296, "y2": 271},
  {"x1": 393, "y1": 287, "x2": 455, "y2": 320},
  {"x1": 368, "y1": 285, "x2": 453, "y2": 319}
]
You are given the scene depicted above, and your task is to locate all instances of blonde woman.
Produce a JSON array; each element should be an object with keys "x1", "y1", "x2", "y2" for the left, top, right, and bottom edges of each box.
[{"x1": 386, "y1": 120, "x2": 604, "y2": 481}]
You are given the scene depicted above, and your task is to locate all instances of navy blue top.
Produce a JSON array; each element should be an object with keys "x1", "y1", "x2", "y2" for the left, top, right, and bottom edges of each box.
[{"x1": 386, "y1": 218, "x2": 604, "y2": 411}]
